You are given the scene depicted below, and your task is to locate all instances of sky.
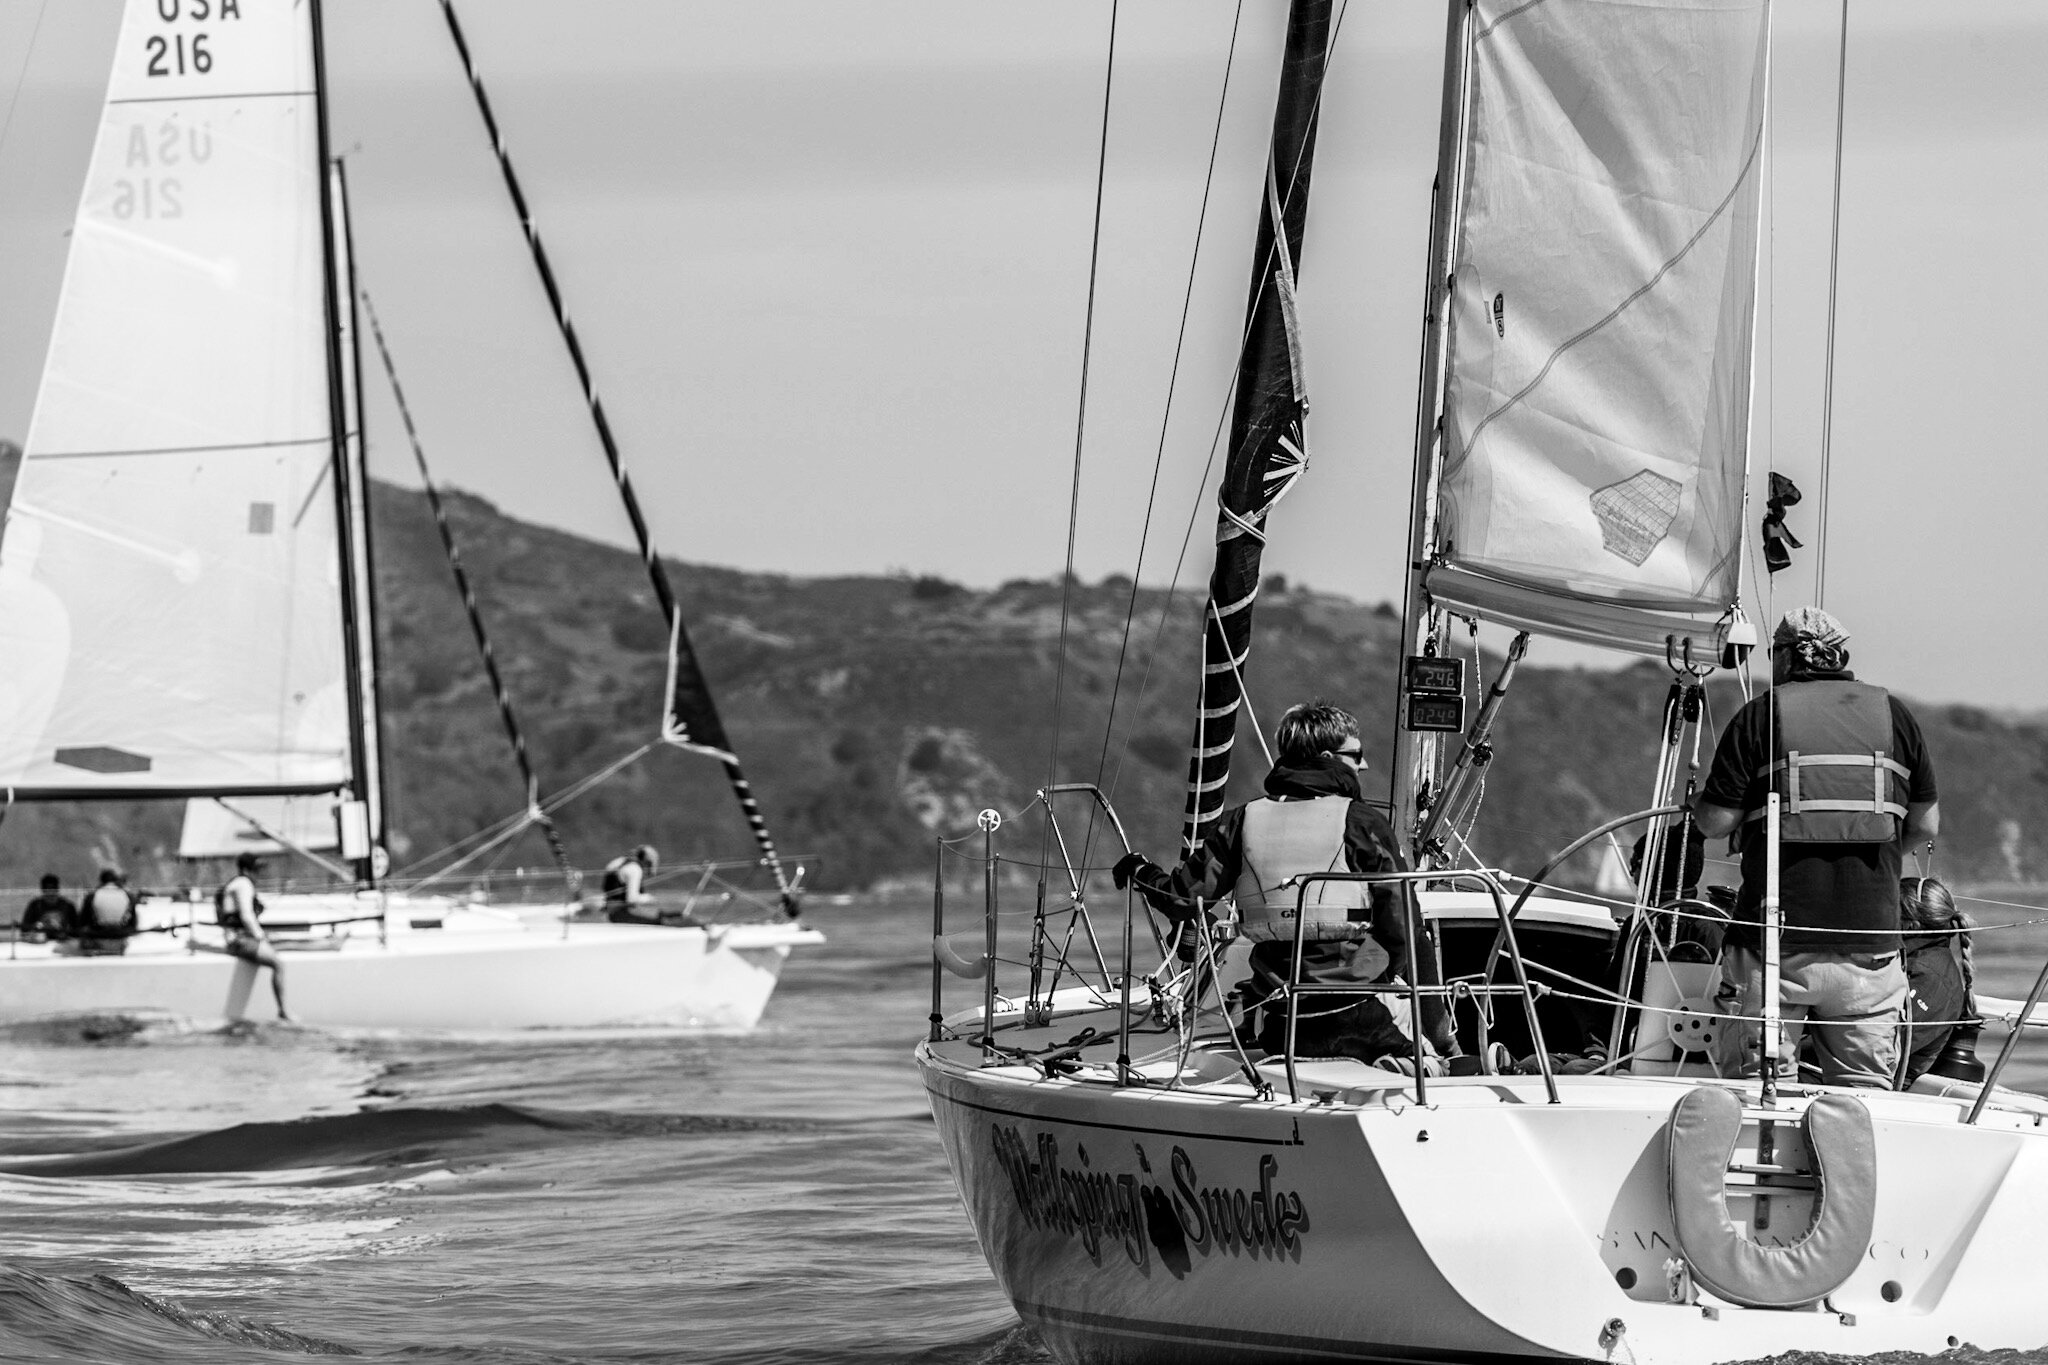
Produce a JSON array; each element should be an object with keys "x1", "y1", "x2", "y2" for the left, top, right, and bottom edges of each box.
[{"x1": 2, "y1": 1, "x2": 2046, "y2": 710}]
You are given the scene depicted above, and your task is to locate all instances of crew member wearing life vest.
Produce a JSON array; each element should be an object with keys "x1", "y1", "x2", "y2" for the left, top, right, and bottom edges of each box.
[
  {"x1": 1692, "y1": 608, "x2": 1940, "y2": 1088},
  {"x1": 604, "y1": 845, "x2": 660, "y2": 924},
  {"x1": 77, "y1": 868, "x2": 139, "y2": 955},
  {"x1": 1112, "y1": 701, "x2": 1444, "y2": 1068},
  {"x1": 217, "y1": 852, "x2": 292, "y2": 1022}
]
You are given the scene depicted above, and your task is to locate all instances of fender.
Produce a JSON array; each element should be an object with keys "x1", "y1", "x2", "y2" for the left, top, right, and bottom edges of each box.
[{"x1": 1666, "y1": 1086, "x2": 1874, "y2": 1308}]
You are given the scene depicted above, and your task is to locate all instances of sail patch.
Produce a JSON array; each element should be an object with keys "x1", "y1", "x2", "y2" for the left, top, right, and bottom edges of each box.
[
  {"x1": 1590, "y1": 470, "x2": 1681, "y2": 567},
  {"x1": 53, "y1": 746, "x2": 152, "y2": 775}
]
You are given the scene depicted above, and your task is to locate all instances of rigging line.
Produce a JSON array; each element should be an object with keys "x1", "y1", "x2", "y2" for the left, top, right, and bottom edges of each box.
[
  {"x1": 1093, "y1": 0, "x2": 1246, "y2": 817},
  {"x1": 1112, "y1": 0, "x2": 1352, "y2": 821},
  {"x1": 0, "y1": 0, "x2": 50, "y2": 162},
  {"x1": 396, "y1": 742, "x2": 656, "y2": 878},
  {"x1": 359, "y1": 286, "x2": 579, "y2": 894},
  {"x1": 1042, "y1": 0, "x2": 1120, "y2": 827},
  {"x1": 435, "y1": 0, "x2": 792, "y2": 901},
  {"x1": 1815, "y1": 0, "x2": 1849, "y2": 610}
]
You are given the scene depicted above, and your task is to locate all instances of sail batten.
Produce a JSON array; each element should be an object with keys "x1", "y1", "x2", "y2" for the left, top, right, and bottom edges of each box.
[
  {"x1": 1429, "y1": 0, "x2": 1769, "y2": 658},
  {"x1": 0, "y1": 0, "x2": 353, "y2": 796}
]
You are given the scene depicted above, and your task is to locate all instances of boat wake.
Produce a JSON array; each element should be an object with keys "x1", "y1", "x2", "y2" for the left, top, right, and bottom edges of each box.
[{"x1": 0, "y1": 1102, "x2": 817, "y2": 1179}]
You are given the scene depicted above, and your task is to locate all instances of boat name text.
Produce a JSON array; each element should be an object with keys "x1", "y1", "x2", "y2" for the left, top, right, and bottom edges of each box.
[{"x1": 990, "y1": 1124, "x2": 1307, "y2": 1278}]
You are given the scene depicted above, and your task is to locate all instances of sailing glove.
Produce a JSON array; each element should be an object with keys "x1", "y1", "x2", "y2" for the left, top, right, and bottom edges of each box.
[{"x1": 1111, "y1": 852, "x2": 1151, "y2": 891}]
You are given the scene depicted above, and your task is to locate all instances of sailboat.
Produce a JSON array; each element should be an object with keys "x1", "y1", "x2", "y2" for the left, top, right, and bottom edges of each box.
[
  {"x1": 0, "y1": 0, "x2": 819, "y2": 1030},
  {"x1": 916, "y1": 3, "x2": 2048, "y2": 1361}
]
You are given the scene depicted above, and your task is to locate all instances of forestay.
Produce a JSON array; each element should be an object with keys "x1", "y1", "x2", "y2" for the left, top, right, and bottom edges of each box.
[
  {"x1": 0, "y1": 0, "x2": 352, "y2": 795},
  {"x1": 1430, "y1": 0, "x2": 1769, "y2": 657}
]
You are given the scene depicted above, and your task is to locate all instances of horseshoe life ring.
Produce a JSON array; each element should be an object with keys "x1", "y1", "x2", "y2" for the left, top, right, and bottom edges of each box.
[{"x1": 1665, "y1": 1086, "x2": 1875, "y2": 1308}]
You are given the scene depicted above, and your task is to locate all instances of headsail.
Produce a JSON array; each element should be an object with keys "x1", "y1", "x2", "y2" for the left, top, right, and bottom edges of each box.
[
  {"x1": 0, "y1": 0, "x2": 354, "y2": 797},
  {"x1": 1428, "y1": 0, "x2": 1770, "y2": 657},
  {"x1": 1180, "y1": 0, "x2": 1331, "y2": 851}
]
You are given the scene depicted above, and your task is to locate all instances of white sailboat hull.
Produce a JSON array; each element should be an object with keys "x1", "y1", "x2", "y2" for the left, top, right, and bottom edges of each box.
[
  {"x1": 0, "y1": 913, "x2": 822, "y2": 1031},
  {"x1": 919, "y1": 1035, "x2": 2048, "y2": 1365}
]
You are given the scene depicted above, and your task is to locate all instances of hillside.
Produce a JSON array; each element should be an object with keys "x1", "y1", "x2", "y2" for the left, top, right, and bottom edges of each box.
[{"x1": 3, "y1": 482, "x2": 2046, "y2": 894}]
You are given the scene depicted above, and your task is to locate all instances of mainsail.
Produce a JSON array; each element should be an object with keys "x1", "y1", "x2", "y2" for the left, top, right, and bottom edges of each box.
[
  {"x1": 1428, "y1": 0, "x2": 1769, "y2": 657},
  {"x1": 178, "y1": 794, "x2": 341, "y2": 859},
  {"x1": 1179, "y1": 0, "x2": 1330, "y2": 851},
  {"x1": 0, "y1": 0, "x2": 355, "y2": 798}
]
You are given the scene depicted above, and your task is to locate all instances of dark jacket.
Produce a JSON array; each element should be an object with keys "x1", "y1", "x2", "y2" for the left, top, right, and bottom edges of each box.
[
  {"x1": 18, "y1": 894, "x2": 76, "y2": 939},
  {"x1": 1903, "y1": 926, "x2": 1974, "y2": 1083}
]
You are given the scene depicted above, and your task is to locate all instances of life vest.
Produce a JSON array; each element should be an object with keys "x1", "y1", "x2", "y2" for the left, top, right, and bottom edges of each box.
[
  {"x1": 84, "y1": 885, "x2": 133, "y2": 934},
  {"x1": 602, "y1": 857, "x2": 634, "y2": 906},
  {"x1": 1231, "y1": 797, "x2": 1372, "y2": 943},
  {"x1": 214, "y1": 876, "x2": 264, "y2": 934},
  {"x1": 1742, "y1": 679, "x2": 1908, "y2": 844}
]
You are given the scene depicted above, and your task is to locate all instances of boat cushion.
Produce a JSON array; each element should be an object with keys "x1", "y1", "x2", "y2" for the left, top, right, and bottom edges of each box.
[{"x1": 1666, "y1": 1085, "x2": 1875, "y2": 1308}]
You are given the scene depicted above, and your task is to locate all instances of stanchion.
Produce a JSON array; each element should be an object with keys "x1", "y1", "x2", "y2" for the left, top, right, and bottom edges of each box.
[
  {"x1": 980, "y1": 810, "x2": 1002, "y2": 1054},
  {"x1": 929, "y1": 840, "x2": 946, "y2": 1044},
  {"x1": 1761, "y1": 793, "x2": 1782, "y2": 1107}
]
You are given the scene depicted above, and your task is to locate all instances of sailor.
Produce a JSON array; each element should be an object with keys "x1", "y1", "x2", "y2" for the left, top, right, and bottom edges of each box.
[
  {"x1": 217, "y1": 853, "x2": 292, "y2": 1022},
  {"x1": 1112, "y1": 700, "x2": 1444, "y2": 1069},
  {"x1": 77, "y1": 868, "x2": 139, "y2": 954},
  {"x1": 603, "y1": 844, "x2": 661, "y2": 924},
  {"x1": 1691, "y1": 607, "x2": 1939, "y2": 1089},
  {"x1": 1899, "y1": 876, "x2": 1977, "y2": 1085},
  {"x1": 17, "y1": 874, "x2": 76, "y2": 942}
]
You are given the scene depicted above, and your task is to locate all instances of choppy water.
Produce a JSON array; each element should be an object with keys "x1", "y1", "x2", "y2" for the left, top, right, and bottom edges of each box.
[
  {"x1": 2, "y1": 890, "x2": 2048, "y2": 1365},
  {"x1": 0, "y1": 894, "x2": 1029, "y2": 1365}
]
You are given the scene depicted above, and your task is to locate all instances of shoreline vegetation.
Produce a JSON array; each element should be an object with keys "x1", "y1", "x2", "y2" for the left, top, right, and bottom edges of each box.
[{"x1": 1, "y1": 470, "x2": 2045, "y2": 896}]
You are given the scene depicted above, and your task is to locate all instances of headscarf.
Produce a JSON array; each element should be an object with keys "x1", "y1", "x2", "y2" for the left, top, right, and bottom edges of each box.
[{"x1": 1773, "y1": 606, "x2": 1850, "y2": 675}]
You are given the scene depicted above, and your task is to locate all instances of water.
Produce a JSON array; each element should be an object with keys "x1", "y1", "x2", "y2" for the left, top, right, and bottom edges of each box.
[
  {"x1": 1, "y1": 891, "x2": 2046, "y2": 1365},
  {"x1": 0, "y1": 894, "x2": 1032, "y2": 1365}
]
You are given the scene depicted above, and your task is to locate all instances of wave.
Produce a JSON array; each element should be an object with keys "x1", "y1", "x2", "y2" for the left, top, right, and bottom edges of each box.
[
  {"x1": 0, "y1": 1103, "x2": 816, "y2": 1179},
  {"x1": 0, "y1": 1010, "x2": 222, "y2": 1047},
  {"x1": 0, "y1": 1264, "x2": 358, "y2": 1362}
]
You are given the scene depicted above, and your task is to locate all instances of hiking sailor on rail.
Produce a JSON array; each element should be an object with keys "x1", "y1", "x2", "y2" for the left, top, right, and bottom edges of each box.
[
  {"x1": 603, "y1": 845, "x2": 661, "y2": 924},
  {"x1": 217, "y1": 853, "x2": 292, "y2": 1022},
  {"x1": 17, "y1": 874, "x2": 75, "y2": 943},
  {"x1": 1113, "y1": 701, "x2": 1446, "y2": 1068},
  {"x1": 77, "y1": 868, "x2": 138, "y2": 955},
  {"x1": 1691, "y1": 607, "x2": 1940, "y2": 1088}
]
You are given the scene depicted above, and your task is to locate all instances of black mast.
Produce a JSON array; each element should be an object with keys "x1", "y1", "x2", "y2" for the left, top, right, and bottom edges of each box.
[
  {"x1": 1180, "y1": 0, "x2": 1333, "y2": 851},
  {"x1": 309, "y1": 0, "x2": 376, "y2": 885}
]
